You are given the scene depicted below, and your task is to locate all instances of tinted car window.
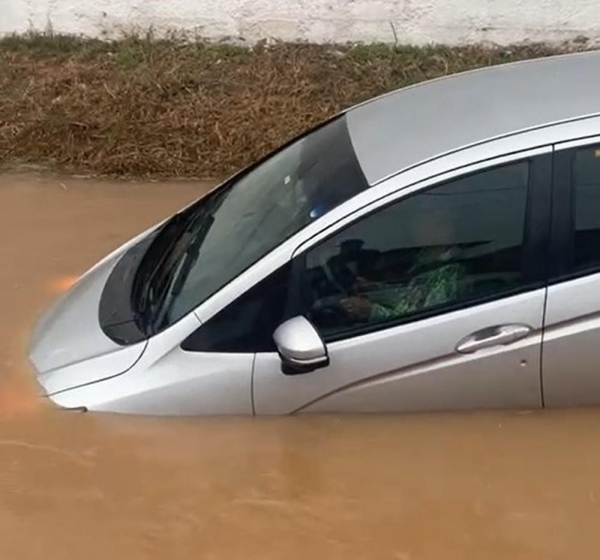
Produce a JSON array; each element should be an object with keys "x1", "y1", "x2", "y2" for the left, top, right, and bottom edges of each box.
[
  {"x1": 181, "y1": 264, "x2": 291, "y2": 353},
  {"x1": 301, "y1": 161, "x2": 531, "y2": 339},
  {"x1": 136, "y1": 115, "x2": 368, "y2": 337},
  {"x1": 573, "y1": 145, "x2": 600, "y2": 271}
]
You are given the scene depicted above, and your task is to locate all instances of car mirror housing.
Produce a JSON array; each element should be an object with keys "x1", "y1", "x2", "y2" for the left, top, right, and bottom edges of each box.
[{"x1": 273, "y1": 316, "x2": 329, "y2": 375}]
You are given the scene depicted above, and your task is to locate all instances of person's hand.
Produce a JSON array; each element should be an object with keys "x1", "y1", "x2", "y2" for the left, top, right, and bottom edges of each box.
[
  {"x1": 340, "y1": 296, "x2": 373, "y2": 321},
  {"x1": 354, "y1": 276, "x2": 378, "y2": 293}
]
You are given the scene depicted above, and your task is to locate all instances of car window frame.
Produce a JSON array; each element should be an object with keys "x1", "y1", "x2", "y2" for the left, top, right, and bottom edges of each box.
[
  {"x1": 550, "y1": 135, "x2": 600, "y2": 283},
  {"x1": 289, "y1": 148, "x2": 553, "y2": 344},
  {"x1": 183, "y1": 146, "x2": 553, "y2": 355}
]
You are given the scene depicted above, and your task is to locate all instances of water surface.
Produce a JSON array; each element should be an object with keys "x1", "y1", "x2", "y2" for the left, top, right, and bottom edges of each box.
[{"x1": 0, "y1": 172, "x2": 598, "y2": 559}]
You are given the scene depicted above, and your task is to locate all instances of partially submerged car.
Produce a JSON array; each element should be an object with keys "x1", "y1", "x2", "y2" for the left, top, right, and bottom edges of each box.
[{"x1": 29, "y1": 51, "x2": 600, "y2": 415}]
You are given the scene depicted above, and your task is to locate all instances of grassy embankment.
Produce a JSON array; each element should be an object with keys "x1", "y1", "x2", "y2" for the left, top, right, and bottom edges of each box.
[{"x1": 0, "y1": 32, "x2": 588, "y2": 178}]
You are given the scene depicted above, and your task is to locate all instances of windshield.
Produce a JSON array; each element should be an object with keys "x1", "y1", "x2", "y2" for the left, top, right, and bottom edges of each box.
[{"x1": 134, "y1": 115, "x2": 368, "y2": 335}]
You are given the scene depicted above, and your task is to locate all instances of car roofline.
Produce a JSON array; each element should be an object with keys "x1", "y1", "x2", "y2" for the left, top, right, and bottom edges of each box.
[
  {"x1": 370, "y1": 110, "x2": 600, "y2": 186},
  {"x1": 344, "y1": 49, "x2": 595, "y2": 117}
]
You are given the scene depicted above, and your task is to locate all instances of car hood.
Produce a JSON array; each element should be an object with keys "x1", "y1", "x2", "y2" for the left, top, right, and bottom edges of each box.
[{"x1": 29, "y1": 232, "x2": 153, "y2": 396}]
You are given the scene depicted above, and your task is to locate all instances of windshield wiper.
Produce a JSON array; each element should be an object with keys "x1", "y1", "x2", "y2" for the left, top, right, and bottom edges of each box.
[
  {"x1": 133, "y1": 211, "x2": 190, "y2": 334},
  {"x1": 170, "y1": 215, "x2": 215, "y2": 298},
  {"x1": 149, "y1": 211, "x2": 216, "y2": 331},
  {"x1": 133, "y1": 186, "x2": 229, "y2": 335},
  {"x1": 137, "y1": 194, "x2": 224, "y2": 334}
]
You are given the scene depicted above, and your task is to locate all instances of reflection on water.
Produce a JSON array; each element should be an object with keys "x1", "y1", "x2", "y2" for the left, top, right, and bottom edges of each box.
[
  {"x1": 47, "y1": 275, "x2": 80, "y2": 295},
  {"x1": 0, "y1": 172, "x2": 599, "y2": 559}
]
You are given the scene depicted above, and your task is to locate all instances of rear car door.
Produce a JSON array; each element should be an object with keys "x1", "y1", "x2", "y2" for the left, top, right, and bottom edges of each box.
[
  {"x1": 253, "y1": 151, "x2": 553, "y2": 414},
  {"x1": 543, "y1": 139, "x2": 600, "y2": 406}
]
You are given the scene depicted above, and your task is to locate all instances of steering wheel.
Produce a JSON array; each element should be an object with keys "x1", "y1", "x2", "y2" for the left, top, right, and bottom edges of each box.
[
  {"x1": 318, "y1": 251, "x2": 355, "y2": 297},
  {"x1": 310, "y1": 296, "x2": 350, "y2": 328},
  {"x1": 309, "y1": 253, "x2": 359, "y2": 327}
]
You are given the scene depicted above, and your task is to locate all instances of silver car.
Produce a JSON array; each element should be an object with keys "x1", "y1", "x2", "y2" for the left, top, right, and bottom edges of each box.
[{"x1": 29, "y1": 51, "x2": 600, "y2": 415}]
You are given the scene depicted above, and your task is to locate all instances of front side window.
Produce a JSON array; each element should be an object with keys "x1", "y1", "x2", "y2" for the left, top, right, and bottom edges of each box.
[
  {"x1": 301, "y1": 161, "x2": 532, "y2": 339},
  {"x1": 133, "y1": 115, "x2": 368, "y2": 336}
]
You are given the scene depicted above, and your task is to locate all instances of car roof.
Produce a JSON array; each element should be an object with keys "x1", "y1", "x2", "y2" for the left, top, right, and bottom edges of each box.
[{"x1": 346, "y1": 50, "x2": 600, "y2": 185}]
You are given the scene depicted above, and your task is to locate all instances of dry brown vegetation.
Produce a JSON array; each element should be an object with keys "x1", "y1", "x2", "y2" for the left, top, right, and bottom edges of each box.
[{"x1": 0, "y1": 33, "x2": 588, "y2": 178}]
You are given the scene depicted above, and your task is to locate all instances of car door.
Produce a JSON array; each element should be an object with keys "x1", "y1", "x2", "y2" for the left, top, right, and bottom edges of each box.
[
  {"x1": 253, "y1": 151, "x2": 553, "y2": 414},
  {"x1": 542, "y1": 139, "x2": 600, "y2": 407}
]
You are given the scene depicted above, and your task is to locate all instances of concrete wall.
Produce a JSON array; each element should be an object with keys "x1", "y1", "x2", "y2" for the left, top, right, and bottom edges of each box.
[{"x1": 2, "y1": 0, "x2": 600, "y2": 45}]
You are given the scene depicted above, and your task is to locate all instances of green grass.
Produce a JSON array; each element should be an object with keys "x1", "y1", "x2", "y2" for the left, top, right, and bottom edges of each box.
[{"x1": 0, "y1": 30, "x2": 111, "y2": 56}]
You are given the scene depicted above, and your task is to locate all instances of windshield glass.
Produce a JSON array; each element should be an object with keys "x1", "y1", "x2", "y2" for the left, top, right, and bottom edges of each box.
[{"x1": 135, "y1": 115, "x2": 368, "y2": 334}]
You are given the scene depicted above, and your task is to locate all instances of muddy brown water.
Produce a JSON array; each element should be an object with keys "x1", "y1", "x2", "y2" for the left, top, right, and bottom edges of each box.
[{"x1": 1, "y1": 171, "x2": 600, "y2": 559}]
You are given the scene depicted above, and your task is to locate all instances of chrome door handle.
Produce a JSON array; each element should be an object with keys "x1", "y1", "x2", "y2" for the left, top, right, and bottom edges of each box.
[{"x1": 456, "y1": 324, "x2": 532, "y2": 354}]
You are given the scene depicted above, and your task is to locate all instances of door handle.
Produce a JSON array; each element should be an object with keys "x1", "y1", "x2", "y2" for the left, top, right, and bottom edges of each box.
[{"x1": 456, "y1": 324, "x2": 532, "y2": 354}]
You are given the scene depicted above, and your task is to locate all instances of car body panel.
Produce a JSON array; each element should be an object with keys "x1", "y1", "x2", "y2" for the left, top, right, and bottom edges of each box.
[
  {"x1": 542, "y1": 273, "x2": 600, "y2": 407},
  {"x1": 38, "y1": 342, "x2": 147, "y2": 398},
  {"x1": 50, "y1": 351, "x2": 254, "y2": 416},
  {"x1": 46, "y1": 312, "x2": 254, "y2": 415},
  {"x1": 30, "y1": 250, "x2": 147, "y2": 395},
  {"x1": 253, "y1": 289, "x2": 545, "y2": 414},
  {"x1": 30, "y1": 252, "x2": 123, "y2": 375}
]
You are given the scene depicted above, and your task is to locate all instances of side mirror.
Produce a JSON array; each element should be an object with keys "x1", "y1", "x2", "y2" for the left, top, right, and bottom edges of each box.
[{"x1": 273, "y1": 316, "x2": 330, "y2": 375}]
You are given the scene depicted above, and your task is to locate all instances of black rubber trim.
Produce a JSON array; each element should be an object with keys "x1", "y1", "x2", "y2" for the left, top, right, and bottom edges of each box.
[
  {"x1": 522, "y1": 152, "x2": 553, "y2": 284},
  {"x1": 99, "y1": 232, "x2": 158, "y2": 345},
  {"x1": 547, "y1": 148, "x2": 574, "y2": 281}
]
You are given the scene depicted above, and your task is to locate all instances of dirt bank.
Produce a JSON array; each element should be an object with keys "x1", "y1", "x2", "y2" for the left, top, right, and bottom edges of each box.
[{"x1": 0, "y1": 34, "x2": 587, "y2": 178}]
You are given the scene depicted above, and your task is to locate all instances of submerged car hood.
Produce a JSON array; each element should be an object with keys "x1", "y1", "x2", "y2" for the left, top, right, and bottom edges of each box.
[{"x1": 29, "y1": 234, "x2": 153, "y2": 396}]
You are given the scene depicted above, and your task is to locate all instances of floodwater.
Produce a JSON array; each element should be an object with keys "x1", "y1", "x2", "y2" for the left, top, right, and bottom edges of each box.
[{"x1": 1, "y1": 171, "x2": 600, "y2": 559}]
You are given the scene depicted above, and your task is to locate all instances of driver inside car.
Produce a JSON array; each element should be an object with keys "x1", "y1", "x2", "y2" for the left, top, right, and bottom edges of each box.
[{"x1": 338, "y1": 215, "x2": 466, "y2": 324}]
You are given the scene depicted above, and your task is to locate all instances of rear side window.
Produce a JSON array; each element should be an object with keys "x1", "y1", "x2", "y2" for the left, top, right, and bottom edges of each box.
[{"x1": 573, "y1": 145, "x2": 600, "y2": 272}]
